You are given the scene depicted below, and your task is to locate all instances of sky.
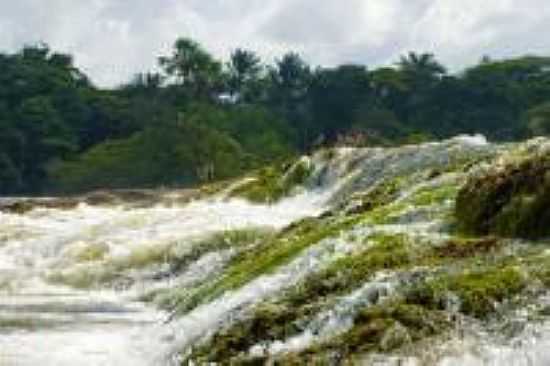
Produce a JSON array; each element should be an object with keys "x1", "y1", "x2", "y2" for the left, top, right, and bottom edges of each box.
[{"x1": 1, "y1": 0, "x2": 549, "y2": 87}]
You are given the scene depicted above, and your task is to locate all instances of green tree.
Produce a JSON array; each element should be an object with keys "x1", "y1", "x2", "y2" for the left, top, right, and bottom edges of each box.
[
  {"x1": 458, "y1": 57, "x2": 550, "y2": 139},
  {"x1": 527, "y1": 102, "x2": 550, "y2": 136},
  {"x1": 122, "y1": 72, "x2": 164, "y2": 96},
  {"x1": 159, "y1": 38, "x2": 222, "y2": 98},
  {"x1": 268, "y1": 52, "x2": 312, "y2": 148},
  {"x1": 48, "y1": 119, "x2": 246, "y2": 192},
  {"x1": 16, "y1": 96, "x2": 76, "y2": 184},
  {"x1": 270, "y1": 53, "x2": 311, "y2": 101},
  {"x1": 185, "y1": 103, "x2": 296, "y2": 162},
  {"x1": 309, "y1": 65, "x2": 372, "y2": 142},
  {"x1": 227, "y1": 49, "x2": 262, "y2": 101},
  {"x1": 398, "y1": 52, "x2": 446, "y2": 84},
  {"x1": 395, "y1": 52, "x2": 447, "y2": 133},
  {"x1": 0, "y1": 153, "x2": 22, "y2": 192}
]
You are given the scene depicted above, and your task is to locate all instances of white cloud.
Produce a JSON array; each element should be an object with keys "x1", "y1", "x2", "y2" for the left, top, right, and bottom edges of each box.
[
  {"x1": 405, "y1": 0, "x2": 550, "y2": 67},
  {"x1": 1, "y1": 0, "x2": 549, "y2": 87}
]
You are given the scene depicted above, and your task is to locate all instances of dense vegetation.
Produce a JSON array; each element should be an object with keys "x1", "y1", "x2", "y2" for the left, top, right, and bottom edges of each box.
[{"x1": 2, "y1": 39, "x2": 550, "y2": 195}]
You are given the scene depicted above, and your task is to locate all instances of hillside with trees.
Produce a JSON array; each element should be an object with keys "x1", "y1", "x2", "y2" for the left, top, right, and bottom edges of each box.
[{"x1": 2, "y1": 39, "x2": 550, "y2": 195}]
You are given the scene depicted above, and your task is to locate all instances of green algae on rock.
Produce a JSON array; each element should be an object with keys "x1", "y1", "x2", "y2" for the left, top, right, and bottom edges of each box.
[
  {"x1": 430, "y1": 237, "x2": 501, "y2": 259},
  {"x1": 227, "y1": 303, "x2": 450, "y2": 366},
  {"x1": 181, "y1": 234, "x2": 415, "y2": 363},
  {"x1": 228, "y1": 158, "x2": 314, "y2": 203},
  {"x1": 407, "y1": 264, "x2": 527, "y2": 318},
  {"x1": 338, "y1": 177, "x2": 404, "y2": 215},
  {"x1": 162, "y1": 213, "x2": 365, "y2": 316},
  {"x1": 11, "y1": 137, "x2": 550, "y2": 366},
  {"x1": 456, "y1": 139, "x2": 550, "y2": 239},
  {"x1": 316, "y1": 303, "x2": 448, "y2": 355}
]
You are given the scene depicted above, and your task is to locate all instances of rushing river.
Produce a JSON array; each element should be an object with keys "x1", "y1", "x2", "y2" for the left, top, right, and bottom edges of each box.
[
  {"x1": 0, "y1": 192, "x2": 330, "y2": 365},
  {"x1": 2, "y1": 136, "x2": 550, "y2": 365}
]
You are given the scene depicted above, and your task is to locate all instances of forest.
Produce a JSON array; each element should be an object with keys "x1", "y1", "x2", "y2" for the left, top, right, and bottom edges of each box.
[{"x1": 2, "y1": 38, "x2": 550, "y2": 195}]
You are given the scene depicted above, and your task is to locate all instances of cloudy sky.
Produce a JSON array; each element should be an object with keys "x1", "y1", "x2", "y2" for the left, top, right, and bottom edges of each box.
[{"x1": 1, "y1": 0, "x2": 549, "y2": 87}]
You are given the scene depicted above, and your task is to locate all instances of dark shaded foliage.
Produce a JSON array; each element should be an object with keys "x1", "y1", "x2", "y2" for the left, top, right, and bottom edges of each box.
[{"x1": 2, "y1": 39, "x2": 550, "y2": 195}]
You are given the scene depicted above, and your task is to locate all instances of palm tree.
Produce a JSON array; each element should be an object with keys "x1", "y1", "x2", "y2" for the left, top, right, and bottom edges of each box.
[
  {"x1": 159, "y1": 38, "x2": 221, "y2": 97},
  {"x1": 398, "y1": 52, "x2": 446, "y2": 84}
]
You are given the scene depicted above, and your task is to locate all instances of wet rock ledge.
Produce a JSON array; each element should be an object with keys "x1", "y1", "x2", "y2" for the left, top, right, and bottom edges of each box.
[{"x1": 456, "y1": 138, "x2": 550, "y2": 239}]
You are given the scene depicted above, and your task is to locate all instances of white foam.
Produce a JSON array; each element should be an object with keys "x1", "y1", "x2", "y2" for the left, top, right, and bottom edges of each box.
[
  {"x1": 0, "y1": 189, "x2": 331, "y2": 366},
  {"x1": 452, "y1": 134, "x2": 488, "y2": 146}
]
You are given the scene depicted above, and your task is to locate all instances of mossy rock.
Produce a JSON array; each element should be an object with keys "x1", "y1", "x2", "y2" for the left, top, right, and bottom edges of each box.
[
  {"x1": 187, "y1": 302, "x2": 301, "y2": 363},
  {"x1": 407, "y1": 265, "x2": 526, "y2": 318},
  {"x1": 183, "y1": 234, "x2": 413, "y2": 363},
  {"x1": 277, "y1": 303, "x2": 448, "y2": 363},
  {"x1": 340, "y1": 177, "x2": 402, "y2": 215},
  {"x1": 431, "y1": 237, "x2": 500, "y2": 259},
  {"x1": 167, "y1": 214, "x2": 363, "y2": 316},
  {"x1": 229, "y1": 158, "x2": 313, "y2": 204},
  {"x1": 456, "y1": 149, "x2": 550, "y2": 239}
]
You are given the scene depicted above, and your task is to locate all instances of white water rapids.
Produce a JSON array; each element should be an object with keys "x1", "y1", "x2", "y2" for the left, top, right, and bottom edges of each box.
[
  {"x1": 2, "y1": 136, "x2": 550, "y2": 365},
  {"x1": 0, "y1": 191, "x2": 330, "y2": 365}
]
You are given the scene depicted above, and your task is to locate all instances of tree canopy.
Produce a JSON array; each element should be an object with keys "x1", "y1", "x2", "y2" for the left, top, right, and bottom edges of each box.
[{"x1": 2, "y1": 38, "x2": 550, "y2": 195}]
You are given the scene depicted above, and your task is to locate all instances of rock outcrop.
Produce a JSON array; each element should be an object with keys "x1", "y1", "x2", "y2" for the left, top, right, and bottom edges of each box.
[{"x1": 456, "y1": 138, "x2": 550, "y2": 239}]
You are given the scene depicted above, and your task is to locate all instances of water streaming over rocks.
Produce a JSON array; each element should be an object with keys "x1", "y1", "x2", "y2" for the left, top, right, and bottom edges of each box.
[
  {"x1": 249, "y1": 271, "x2": 401, "y2": 357},
  {"x1": 2, "y1": 136, "x2": 550, "y2": 365},
  {"x1": 0, "y1": 194, "x2": 329, "y2": 365}
]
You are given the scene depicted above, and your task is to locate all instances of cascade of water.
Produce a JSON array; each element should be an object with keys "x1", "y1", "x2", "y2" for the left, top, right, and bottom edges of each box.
[
  {"x1": 0, "y1": 187, "x2": 332, "y2": 365},
  {"x1": 7, "y1": 135, "x2": 544, "y2": 366},
  {"x1": 250, "y1": 271, "x2": 399, "y2": 357},
  {"x1": 156, "y1": 234, "x2": 356, "y2": 364}
]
